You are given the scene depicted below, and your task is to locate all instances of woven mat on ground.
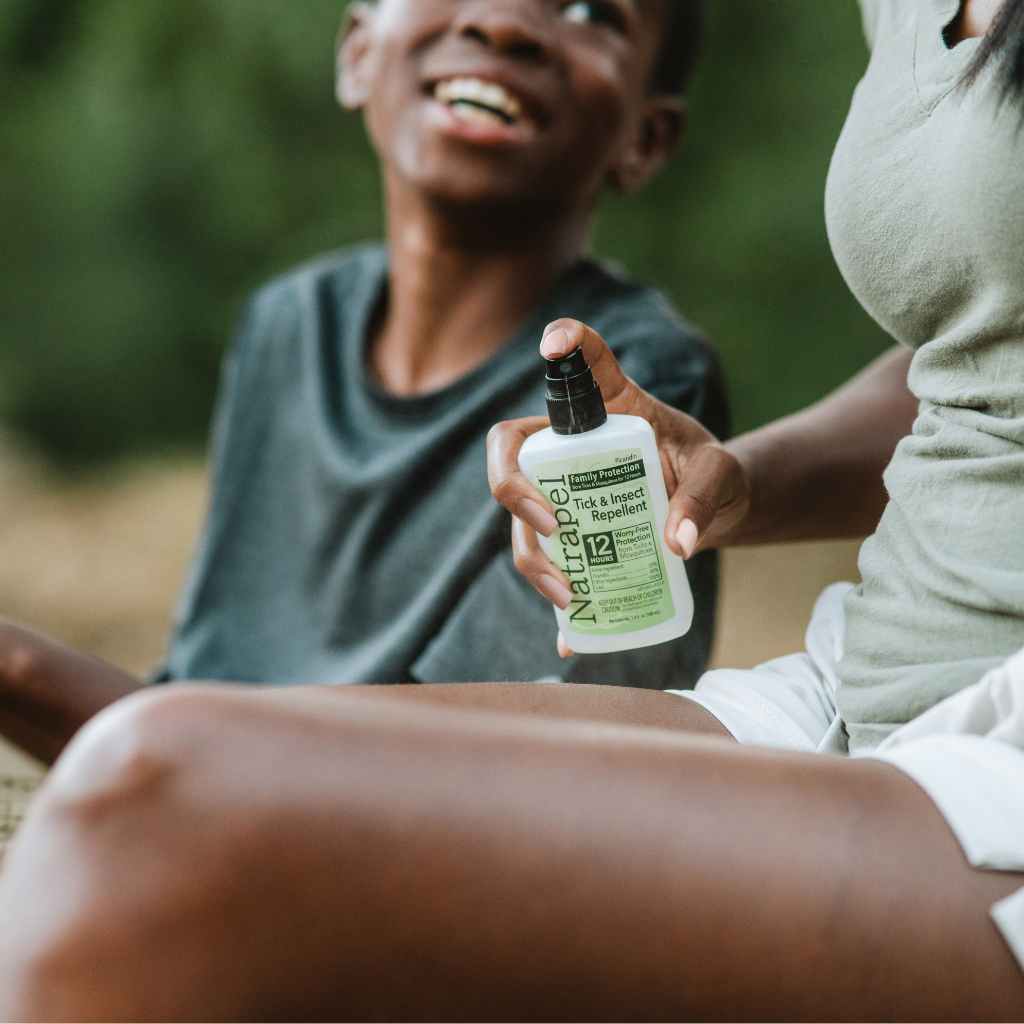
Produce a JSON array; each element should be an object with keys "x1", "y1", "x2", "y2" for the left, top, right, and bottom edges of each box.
[
  {"x1": 0, "y1": 774, "x2": 40, "y2": 858},
  {"x1": 0, "y1": 742, "x2": 45, "y2": 861}
]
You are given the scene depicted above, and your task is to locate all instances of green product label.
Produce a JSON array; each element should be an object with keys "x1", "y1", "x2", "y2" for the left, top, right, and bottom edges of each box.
[{"x1": 532, "y1": 448, "x2": 675, "y2": 636}]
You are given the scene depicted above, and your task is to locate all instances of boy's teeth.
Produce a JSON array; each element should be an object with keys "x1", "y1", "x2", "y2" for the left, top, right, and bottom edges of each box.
[
  {"x1": 449, "y1": 102, "x2": 507, "y2": 126},
  {"x1": 434, "y1": 77, "x2": 523, "y2": 122}
]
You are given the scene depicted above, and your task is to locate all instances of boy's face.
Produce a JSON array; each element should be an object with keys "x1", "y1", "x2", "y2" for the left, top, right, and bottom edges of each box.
[{"x1": 339, "y1": 0, "x2": 681, "y2": 212}]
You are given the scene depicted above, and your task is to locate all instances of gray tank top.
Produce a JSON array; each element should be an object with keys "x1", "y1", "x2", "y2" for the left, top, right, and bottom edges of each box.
[{"x1": 826, "y1": 0, "x2": 1024, "y2": 752}]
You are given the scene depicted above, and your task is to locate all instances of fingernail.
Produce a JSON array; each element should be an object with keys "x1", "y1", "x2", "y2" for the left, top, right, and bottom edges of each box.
[
  {"x1": 517, "y1": 497, "x2": 558, "y2": 536},
  {"x1": 675, "y1": 518, "x2": 699, "y2": 560},
  {"x1": 538, "y1": 574, "x2": 573, "y2": 610},
  {"x1": 557, "y1": 632, "x2": 574, "y2": 659},
  {"x1": 541, "y1": 328, "x2": 572, "y2": 360}
]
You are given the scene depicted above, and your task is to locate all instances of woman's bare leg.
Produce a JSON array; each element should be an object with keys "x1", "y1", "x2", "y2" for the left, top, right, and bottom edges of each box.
[{"x1": 0, "y1": 684, "x2": 1021, "y2": 1021}]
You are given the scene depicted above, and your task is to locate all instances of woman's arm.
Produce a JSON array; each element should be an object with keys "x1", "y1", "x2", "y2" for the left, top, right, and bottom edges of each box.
[
  {"x1": 488, "y1": 321, "x2": 915, "y2": 606},
  {"x1": 726, "y1": 343, "x2": 915, "y2": 546},
  {"x1": 2, "y1": 684, "x2": 1020, "y2": 1020},
  {"x1": 0, "y1": 621, "x2": 140, "y2": 764}
]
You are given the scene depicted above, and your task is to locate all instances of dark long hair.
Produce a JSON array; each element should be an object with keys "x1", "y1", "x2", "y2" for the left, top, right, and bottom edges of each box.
[{"x1": 963, "y1": 0, "x2": 1024, "y2": 102}]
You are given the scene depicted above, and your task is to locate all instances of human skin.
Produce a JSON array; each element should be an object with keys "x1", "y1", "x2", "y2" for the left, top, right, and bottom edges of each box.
[
  {"x1": 950, "y1": 0, "x2": 1005, "y2": 41},
  {"x1": 0, "y1": 0, "x2": 692, "y2": 763},
  {"x1": 339, "y1": 0, "x2": 685, "y2": 397},
  {"x1": 489, "y1": 0, "x2": 1008, "y2": 649},
  {"x1": 1, "y1": 683, "x2": 1022, "y2": 1021},
  {"x1": 488, "y1": 318, "x2": 917, "y2": 652},
  {"x1": 0, "y1": 301, "x2": 916, "y2": 760},
  {"x1": 0, "y1": 0, "x2": 999, "y2": 754},
  {"x1": 2, "y1": 3, "x2": 1020, "y2": 1016},
  {"x1": 0, "y1": 623, "x2": 138, "y2": 764},
  {"x1": 0, "y1": 298, "x2": 915, "y2": 760}
]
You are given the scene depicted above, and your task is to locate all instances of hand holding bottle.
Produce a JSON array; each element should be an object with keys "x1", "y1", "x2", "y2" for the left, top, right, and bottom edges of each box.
[{"x1": 487, "y1": 318, "x2": 752, "y2": 649}]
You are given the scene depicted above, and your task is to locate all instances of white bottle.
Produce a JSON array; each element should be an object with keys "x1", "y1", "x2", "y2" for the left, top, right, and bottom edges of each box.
[{"x1": 518, "y1": 349, "x2": 693, "y2": 655}]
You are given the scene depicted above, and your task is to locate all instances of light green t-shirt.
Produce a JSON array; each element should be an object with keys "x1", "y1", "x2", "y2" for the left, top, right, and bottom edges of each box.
[{"x1": 826, "y1": 0, "x2": 1024, "y2": 751}]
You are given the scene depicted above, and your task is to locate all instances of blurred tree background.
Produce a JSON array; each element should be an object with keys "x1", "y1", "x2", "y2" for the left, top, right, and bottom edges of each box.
[{"x1": 0, "y1": 0, "x2": 889, "y2": 468}]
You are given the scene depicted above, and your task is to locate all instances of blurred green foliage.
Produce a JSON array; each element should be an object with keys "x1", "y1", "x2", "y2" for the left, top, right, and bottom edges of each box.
[{"x1": 0, "y1": 0, "x2": 889, "y2": 466}]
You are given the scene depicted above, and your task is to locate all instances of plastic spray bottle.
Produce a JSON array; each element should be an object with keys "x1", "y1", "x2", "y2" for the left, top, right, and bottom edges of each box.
[{"x1": 518, "y1": 349, "x2": 694, "y2": 654}]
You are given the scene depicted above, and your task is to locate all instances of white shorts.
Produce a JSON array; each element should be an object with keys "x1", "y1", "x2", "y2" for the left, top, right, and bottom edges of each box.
[{"x1": 671, "y1": 583, "x2": 1024, "y2": 972}]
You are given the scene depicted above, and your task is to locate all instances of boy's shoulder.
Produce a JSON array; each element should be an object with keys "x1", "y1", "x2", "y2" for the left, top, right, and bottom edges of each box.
[
  {"x1": 575, "y1": 260, "x2": 707, "y2": 352},
  {"x1": 225, "y1": 244, "x2": 386, "y2": 370},
  {"x1": 574, "y1": 259, "x2": 720, "y2": 389},
  {"x1": 234, "y1": 247, "x2": 726, "y2": 434},
  {"x1": 569, "y1": 260, "x2": 729, "y2": 438},
  {"x1": 243, "y1": 245, "x2": 703, "y2": 365}
]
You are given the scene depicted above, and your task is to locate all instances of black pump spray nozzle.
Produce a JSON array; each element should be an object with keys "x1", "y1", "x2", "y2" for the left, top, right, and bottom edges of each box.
[{"x1": 544, "y1": 348, "x2": 608, "y2": 436}]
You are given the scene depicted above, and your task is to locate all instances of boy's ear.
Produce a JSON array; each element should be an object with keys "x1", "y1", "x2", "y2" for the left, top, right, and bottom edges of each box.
[
  {"x1": 608, "y1": 97, "x2": 687, "y2": 194},
  {"x1": 336, "y1": 2, "x2": 376, "y2": 110}
]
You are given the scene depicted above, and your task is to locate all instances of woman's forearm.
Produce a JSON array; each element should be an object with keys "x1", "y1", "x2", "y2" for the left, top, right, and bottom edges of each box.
[
  {"x1": 725, "y1": 346, "x2": 916, "y2": 546},
  {"x1": 0, "y1": 622, "x2": 140, "y2": 764},
  {"x1": 489, "y1": 326, "x2": 916, "y2": 571}
]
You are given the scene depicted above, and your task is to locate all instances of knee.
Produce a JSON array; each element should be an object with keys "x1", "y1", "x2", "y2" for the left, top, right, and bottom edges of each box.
[
  {"x1": 0, "y1": 687, "x2": 244, "y2": 1018},
  {"x1": 7, "y1": 681, "x2": 218, "y2": 895},
  {"x1": 28, "y1": 683, "x2": 247, "y2": 879},
  {"x1": 48, "y1": 683, "x2": 240, "y2": 808}
]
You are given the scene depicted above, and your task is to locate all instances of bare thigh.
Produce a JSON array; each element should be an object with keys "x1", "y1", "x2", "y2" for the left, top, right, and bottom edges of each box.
[{"x1": 0, "y1": 684, "x2": 1021, "y2": 1021}]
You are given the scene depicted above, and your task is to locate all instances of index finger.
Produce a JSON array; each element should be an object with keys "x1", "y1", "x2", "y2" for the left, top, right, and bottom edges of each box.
[
  {"x1": 486, "y1": 416, "x2": 559, "y2": 537},
  {"x1": 541, "y1": 319, "x2": 635, "y2": 411}
]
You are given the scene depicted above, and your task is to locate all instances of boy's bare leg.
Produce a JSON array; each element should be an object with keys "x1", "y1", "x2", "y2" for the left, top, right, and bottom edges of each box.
[
  {"x1": 0, "y1": 622, "x2": 140, "y2": 764},
  {"x1": 1, "y1": 684, "x2": 1021, "y2": 1021}
]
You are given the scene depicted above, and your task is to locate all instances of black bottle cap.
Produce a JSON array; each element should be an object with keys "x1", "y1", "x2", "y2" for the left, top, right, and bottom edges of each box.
[{"x1": 545, "y1": 348, "x2": 607, "y2": 436}]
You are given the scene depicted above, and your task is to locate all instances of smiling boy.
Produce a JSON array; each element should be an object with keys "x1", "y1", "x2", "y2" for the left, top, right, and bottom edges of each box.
[{"x1": 0, "y1": 0, "x2": 725, "y2": 762}]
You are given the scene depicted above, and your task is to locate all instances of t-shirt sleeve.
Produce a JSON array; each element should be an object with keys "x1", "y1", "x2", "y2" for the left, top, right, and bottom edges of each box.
[
  {"x1": 412, "y1": 315, "x2": 727, "y2": 692},
  {"x1": 859, "y1": 0, "x2": 881, "y2": 49}
]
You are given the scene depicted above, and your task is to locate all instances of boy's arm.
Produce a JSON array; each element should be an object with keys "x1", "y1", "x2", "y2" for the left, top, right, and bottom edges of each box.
[{"x1": 0, "y1": 622, "x2": 141, "y2": 764}]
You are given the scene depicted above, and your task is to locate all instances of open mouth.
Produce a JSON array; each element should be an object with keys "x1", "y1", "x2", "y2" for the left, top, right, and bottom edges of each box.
[{"x1": 432, "y1": 77, "x2": 525, "y2": 128}]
